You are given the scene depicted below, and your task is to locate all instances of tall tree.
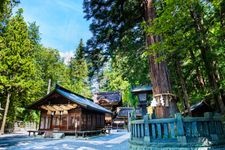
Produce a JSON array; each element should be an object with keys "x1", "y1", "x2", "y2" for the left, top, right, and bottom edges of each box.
[
  {"x1": 34, "y1": 46, "x2": 66, "y2": 94},
  {"x1": 83, "y1": 0, "x2": 179, "y2": 118},
  {"x1": 146, "y1": 0, "x2": 225, "y2": 113},
  {"x1": 0, "y1": 0, "x2": 19, "y2": 33},
  {"x1": 143, "y1": 0, "x2": 179, "y2": 118},
  {"x1": 0, "y1": 8, "x2": 39, "y2": 133},
  {"x1": 68, "y1": 39, "x2": 91, "y2": 97}
]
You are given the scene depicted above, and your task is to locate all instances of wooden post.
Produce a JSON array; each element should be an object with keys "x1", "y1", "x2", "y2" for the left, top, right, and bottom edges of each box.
[
  {"x1": 39, "y1": 112, "x2": 42, "y2": 130},
  {"x1": 144, "y1": 114, "x2": 150, "y2": 143},
  {"x1": 175, "y1": 113, "x2": 186, "y2": 143}
]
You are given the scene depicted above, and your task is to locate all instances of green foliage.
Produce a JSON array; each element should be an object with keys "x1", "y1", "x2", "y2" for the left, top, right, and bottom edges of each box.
[
  {"x1": 67, "y1": 39, "x2": 92, "y2": 98},
  {"x1": 144, "y1": 0, "x2": 225, "y2": 110},
  {"x1": 0, "y1": 8, "x2": 42, "y2": 125},
  {"x1": 0, "y1": 4, "x2": 94, "y2": 128},
  {"x1": 83, "y1": 0, "x2": 145, "y2": 73},
  {"x1": 34, "y1": 46, "x2": 65, "y2": 93},
  {"x1": 84, "y1": 0, "x2": 150, "y2": 106},
  {"x1": 99, "y1": 64, "x2": 138, "y2": 107},
  {"x1": 84, "y1": 0, "x2": 225, "y2": 113}
]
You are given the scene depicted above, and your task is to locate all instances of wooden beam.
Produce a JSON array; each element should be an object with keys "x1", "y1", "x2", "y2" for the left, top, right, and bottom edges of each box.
[{"x1": 41, "y1": 104, "x2": 77, "y2": 112}]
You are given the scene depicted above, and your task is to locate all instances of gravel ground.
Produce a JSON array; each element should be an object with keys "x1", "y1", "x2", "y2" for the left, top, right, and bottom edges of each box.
[{"x1": 0, "y1": 131, "x2": 129, "y2": 150}]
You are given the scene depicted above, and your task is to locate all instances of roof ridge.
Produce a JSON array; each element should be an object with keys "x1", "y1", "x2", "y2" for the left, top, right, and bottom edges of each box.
[
  {"x1": 55, "y1": 84, "x2": 92, "y2": 101},
  {"x1": 94, "y1": 91, "x2": 121, "y2": 94}
]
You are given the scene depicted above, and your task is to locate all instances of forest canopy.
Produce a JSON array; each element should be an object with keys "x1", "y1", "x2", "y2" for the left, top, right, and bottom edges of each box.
[
  {"x1": 0, "y1": 1, "x2": 91, "y2": 133},
  {"x1": 83, "y1": 0, "x2": 225, "y2": 115}
]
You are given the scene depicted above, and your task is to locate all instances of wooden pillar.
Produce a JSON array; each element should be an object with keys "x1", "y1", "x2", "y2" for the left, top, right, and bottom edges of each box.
[
  {"x1": 50, "y1": 115, "x2": 53, "y2": 130},
  {"x1": 67, "y1": 115, "x2": 69, "y2": 130},
  {"x1": 39, "y1": 112, "x2": 42, "y2": 130}
]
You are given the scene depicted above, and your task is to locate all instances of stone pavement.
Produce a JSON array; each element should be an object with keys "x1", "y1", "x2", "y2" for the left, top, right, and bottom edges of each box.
[{"x1": 0, "y1": 130, "x2": 129, "y2": 150}]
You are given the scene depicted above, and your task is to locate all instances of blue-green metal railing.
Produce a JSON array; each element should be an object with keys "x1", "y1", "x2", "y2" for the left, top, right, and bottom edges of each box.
[{"x1": 130, "y1": 112, "x2": 225, "y2": 144}]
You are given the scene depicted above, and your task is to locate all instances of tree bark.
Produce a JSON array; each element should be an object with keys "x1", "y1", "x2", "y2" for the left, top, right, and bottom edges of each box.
[
  {"x1": 144, "y1": 0, "x2": 179, "y2": 118},
  {"x1": 0, "y1": 92, "x2": 11, "y2": 134},
  {"x1": 175, "y1": 60, "x2": 191, "y2": 116},
  {"x1": 189, "y1": 49, "x2": 205, "y2": 88},
  {"x1": 47, "y1": 79, "x2": 51, "y2": 94}
]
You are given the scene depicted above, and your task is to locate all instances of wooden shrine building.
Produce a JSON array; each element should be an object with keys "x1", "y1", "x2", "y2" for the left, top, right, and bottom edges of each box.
[
  {"x1": 113, "y1": 107, "x2": 142, "y2": 128},
  {"x1": 27, "y1": 85, "x2": 111, "y2": 133},
  {"x1": 93, "y1": 92, "x2": 122, "y2": 125}
]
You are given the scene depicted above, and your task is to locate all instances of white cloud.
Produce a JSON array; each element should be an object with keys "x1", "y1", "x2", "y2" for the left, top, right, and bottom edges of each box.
[
  {"x1": 59, "y1": 51, "x2": 74, "y2": 64},
  {"x1": 55, "y1": 1, "x2": 82, "y2": 13}
]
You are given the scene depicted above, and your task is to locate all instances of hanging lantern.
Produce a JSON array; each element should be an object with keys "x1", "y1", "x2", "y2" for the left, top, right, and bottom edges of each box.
[
  {"x1": 55, "y1": 111, "x2": 60, "y2": 115},
  {"x1": 63, "y1": 110, "x2": 68, "y2": 115},
  {"x1": 47, "y1": 110, "x2": 51, "y2": 115}
]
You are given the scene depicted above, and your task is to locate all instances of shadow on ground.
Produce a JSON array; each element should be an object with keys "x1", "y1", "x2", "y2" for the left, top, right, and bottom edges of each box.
[{"x1": 0, "y1": 131, "x2": 129, "y2": 150}]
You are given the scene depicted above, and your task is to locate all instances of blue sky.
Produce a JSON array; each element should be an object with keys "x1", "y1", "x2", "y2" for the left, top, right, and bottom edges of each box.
[{"x1": 16, "y1": 0, "x2": 92, "y2": 60}]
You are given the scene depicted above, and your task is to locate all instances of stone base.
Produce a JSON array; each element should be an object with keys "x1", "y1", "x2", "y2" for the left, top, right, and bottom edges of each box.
[
  {"x1": 44, "y1": 131, "x2": 53, "y2": 138},
  {"x1": 53, "y1": 132, "x2": 65, "y2": 139},
  {"x1": 129, "y1": 139, "x2": 225, "y2": 150}
]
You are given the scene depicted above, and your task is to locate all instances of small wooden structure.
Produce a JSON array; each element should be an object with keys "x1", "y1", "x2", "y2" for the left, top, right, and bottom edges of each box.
[
  {"x1": 184, "y1": 100, "x2": 213, "y2": 117},
  {"x1": 113, "y1": 107, "x2": 142, "y2": 128},
  {"x1": 93, "y1": 91, "x2": 122, "y2": 125},
  {"x1": 27, "y1": 85, "x2": 111, "y2": 134}
]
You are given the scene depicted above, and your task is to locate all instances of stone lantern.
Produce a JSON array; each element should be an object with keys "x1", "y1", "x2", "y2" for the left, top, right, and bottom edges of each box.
[{"x1": 131, "y1": 85, "x2": 152, "y2": 117}]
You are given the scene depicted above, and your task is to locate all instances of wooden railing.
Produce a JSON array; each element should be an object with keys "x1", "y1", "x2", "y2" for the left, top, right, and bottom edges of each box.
[{"x1": 130, "y1": 112, "x2": 225, "y2": 144}]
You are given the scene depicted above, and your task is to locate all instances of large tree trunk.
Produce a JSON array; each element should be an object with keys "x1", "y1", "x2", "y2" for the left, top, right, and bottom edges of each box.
[
  {"x1": 144, "y1": 0, "x2": 179, "y2": 118},
  {"x1": 0, "y1": 92, "x2": 11, "y2": 134}
]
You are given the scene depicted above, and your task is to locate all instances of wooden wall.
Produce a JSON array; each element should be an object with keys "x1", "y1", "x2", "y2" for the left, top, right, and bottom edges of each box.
[
  {"x1": 39, "y1": 107, "x2": 105, "y2": 131},
  {"x1": 81, "y1": 110, "x2": 105, "y2": 131}
]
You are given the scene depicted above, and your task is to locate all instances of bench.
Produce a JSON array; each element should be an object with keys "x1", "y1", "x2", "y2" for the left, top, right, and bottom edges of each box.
[{"x1": 27, "y1": 130, "x2": 39, "y2": 136}]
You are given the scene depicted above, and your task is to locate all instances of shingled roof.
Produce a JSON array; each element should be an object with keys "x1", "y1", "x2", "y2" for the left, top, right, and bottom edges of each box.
[
  {"x1": 27, "y1": 85, "x2": 111, "y2": 114},
  {"x1": 93, "y1": 91, "x2": 122, "y2": 104},
  {"x1": 116, "y1": 107, "x2": 142, "y2": 118},
  {"x1": 131, "y1": 85, "x2": 153, "y2": 93},
  {"x1": 184, "y1": 100, "x2": 213, "y2": 117}
]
